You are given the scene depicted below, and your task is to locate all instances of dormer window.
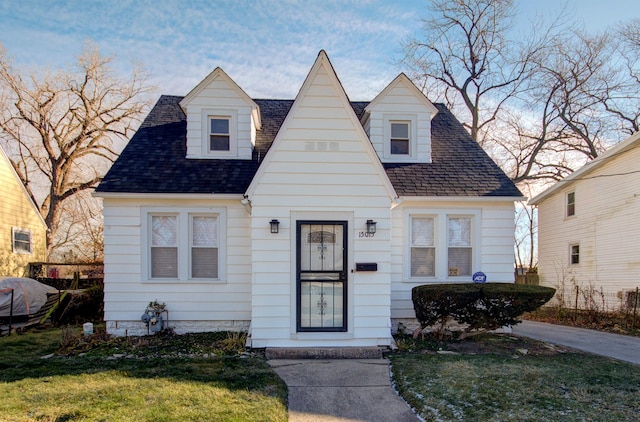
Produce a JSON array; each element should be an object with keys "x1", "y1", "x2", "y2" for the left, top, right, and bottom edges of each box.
[
  {"x1": 390, "y1": 121, "x2": 410, "y2": 155},
  {"x1": 209, "y1": 117, "x2": 230, "y2": 151},
  {"x1": 383, "y1": 115, "x2": 418, "y2": 161},
  {"x1": 200, "y1": 109, "x2": 237, "y2": 157}
]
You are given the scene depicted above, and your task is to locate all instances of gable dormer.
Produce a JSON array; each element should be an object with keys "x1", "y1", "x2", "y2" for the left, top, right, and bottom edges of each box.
[
  {"x1": 179, "y1": 67, "x2": 261, "y2": 160},
  {"x1": 362, "y1": 73, "x2": 438, "y2": 163}
]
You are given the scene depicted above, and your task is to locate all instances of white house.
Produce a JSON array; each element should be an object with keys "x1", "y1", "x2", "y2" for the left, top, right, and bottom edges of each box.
[
  {"x1": 530, "y1": 131, "x2": 640, "y2": 311},
  {"x1": 96, "y1": 51, "x2": 522, "y2": 349}
]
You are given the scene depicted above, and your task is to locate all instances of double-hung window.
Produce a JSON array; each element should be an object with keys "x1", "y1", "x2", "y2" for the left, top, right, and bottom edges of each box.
[
  {"x1": 209, "y1": 117, "x2": 230, "y2": 151},
  {"x1": 570, "y1": 244, "x2": 580, "y2": 265},
  {"x1": 390, "y1": 121, "x2": 410, "y2": 155},
  {"x1": 12, "y1": 227, "x2": 32, "y2": 254},
  {"x1": 200, "y1": 109, "x2": 237, "y2": 157},
  {"x1": 191, "y1": 216, "x2": 218, "y2": 278},
  {"x1": 448, "y1": 217, "x2": 472, "y2": 277},
  {"x1": 407, "y1": 211, "x2": 477, "y2": 280},
  {"x1": 383, "y1": 115, "x2": 417, "y2": 161},
  {"x1": 410, "y1": 217, "x2": 435, "y2": 277},
  {"x1": 150, "y1": 215, "x2": 179, "y2": 278},
  {"x1": 566, "y1": 192, "x2": 575, "y2": 217},
  {"x1": 146, "y1": 208, "x2": 225, "y2": 281}
]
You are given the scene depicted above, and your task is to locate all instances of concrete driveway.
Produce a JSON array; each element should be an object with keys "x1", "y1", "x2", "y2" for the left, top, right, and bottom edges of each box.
[{"x1": 512, "y1": 320, "x2": 640, "y2": 365}]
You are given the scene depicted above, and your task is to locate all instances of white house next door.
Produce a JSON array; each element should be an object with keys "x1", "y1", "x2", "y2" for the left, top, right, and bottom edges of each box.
[{"x1": 296, "y1": 221, "x2": 347, "y2": 332}]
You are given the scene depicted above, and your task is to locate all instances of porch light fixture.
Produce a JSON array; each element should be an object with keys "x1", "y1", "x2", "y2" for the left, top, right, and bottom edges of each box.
[
  {"x1": 270, "y1": 219, "x2": 280, "y2": 234},
  {"x1": 366, "y1": 219, "x2": 377, "y2": 234}
]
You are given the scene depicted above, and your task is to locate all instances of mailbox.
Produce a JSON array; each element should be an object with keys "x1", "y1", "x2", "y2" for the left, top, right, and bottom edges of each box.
[{"x1": 355, "y1": 263, "x2": 378, "y2": 272}]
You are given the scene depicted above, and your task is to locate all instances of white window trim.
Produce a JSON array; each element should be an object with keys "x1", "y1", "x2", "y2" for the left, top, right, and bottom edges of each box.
[
  {"x1": 383, "y1": 114, "x2": 418, "y2": 162},
  {"x1": 12, "y1": 227, "x2": 32, "y2": 254},
  {"x1": 408, "y1": 214, "x2": 438, "y2": 279},
  {"x1": 569, "y1": 243, "x2": 580, "y2": 266},
  {"x1": 566, "y1": 191, "x2": 576, "y2": 218},
  {"x1": 446, "y1": 215, "x2": 474, "y2": 278},
  {"x1": 201, "y1": 108, "x2": 238, "y2": 157},
  {"x1": 142, "y1": 207, "x2": 227, "y2": 283},
  {"x1": 404, "y1": 209, "x2": 480, "y2": 281}
]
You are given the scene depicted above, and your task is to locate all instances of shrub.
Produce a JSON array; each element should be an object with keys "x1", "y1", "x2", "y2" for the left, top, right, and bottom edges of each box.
[{"x1": 412, "y1": 283, "x2": 555, "y2": 338}]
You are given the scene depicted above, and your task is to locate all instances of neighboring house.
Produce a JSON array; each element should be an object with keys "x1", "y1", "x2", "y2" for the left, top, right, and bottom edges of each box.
[
  {"x1": 96, "y1": 51, "x2": 522, "y2": 348},
  {"x1": 530, "y1": 131, "x2": 640, "y2": 310},
  {"x1": 0, "y1": 145, "x2": 47, "y2": 276}
]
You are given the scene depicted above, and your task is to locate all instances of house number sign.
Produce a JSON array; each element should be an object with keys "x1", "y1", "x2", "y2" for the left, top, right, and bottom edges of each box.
[{"x1": 358, "y1": 232, "x2": 375, "y2": 238}]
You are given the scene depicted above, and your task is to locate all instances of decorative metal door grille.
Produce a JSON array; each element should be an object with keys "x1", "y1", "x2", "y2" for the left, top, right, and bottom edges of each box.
[{"x1": 296, "y1": 221, "x2": 347, "y2": 332}]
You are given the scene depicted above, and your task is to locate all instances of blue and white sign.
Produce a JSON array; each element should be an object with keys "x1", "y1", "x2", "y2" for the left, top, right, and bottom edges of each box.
[{"x1": 472, "y1": 272, "x2": 487, "y2": 283}]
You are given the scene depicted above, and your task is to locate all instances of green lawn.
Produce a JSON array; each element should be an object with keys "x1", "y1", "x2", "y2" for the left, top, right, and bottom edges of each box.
[
  {"x1": 390, "y1": 334, "x2": 640, "y2": 422},
  {"x1": 5, "y1": 326, "x2": 640, "y2": 422},
  {"x1": 0, "y1": 327, "x2": 287, "y2": 422}
]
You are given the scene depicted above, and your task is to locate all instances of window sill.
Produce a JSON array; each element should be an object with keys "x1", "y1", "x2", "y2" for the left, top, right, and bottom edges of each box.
[{"x1": 142, "y1": 278, "x2": 227, "y2": 284}]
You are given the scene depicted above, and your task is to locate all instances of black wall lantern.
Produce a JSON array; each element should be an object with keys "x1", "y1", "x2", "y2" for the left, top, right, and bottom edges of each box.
[
  {"x1": 366, "y1": 219, "x2": 377, "y2": 234},
  {"x1": 270, "y1": 219, "x2": 280, "y2": 234}
]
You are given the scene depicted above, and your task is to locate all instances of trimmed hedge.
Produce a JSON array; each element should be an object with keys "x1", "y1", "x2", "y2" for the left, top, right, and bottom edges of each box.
[{"x1": 412, "y1": 283, "x2": 555, "y2": 337}]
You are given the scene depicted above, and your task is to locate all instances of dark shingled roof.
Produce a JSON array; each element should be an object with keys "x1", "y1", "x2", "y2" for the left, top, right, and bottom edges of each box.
[{"x1": 97, "y1": 96, "x2": 521, "y2": 197}]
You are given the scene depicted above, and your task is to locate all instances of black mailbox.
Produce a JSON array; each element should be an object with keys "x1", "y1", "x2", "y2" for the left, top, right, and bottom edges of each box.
[{"x1": 355, "y1": 263, "x2": 378, "y2": 272}]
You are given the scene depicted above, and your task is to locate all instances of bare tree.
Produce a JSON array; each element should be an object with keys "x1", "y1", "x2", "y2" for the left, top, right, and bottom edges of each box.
[
  {"x1": 0, "y1": 42, "x2": 151, "y2": 256},
  {"x1": 51, "y1": 191, "x2": 104, "y2": 263},
  {"x1": 401, "y1": 0, "x2": 553, "y2": 143},
  {"x1": 500, "y1": 29, "x2": 640, "y2": 183}
]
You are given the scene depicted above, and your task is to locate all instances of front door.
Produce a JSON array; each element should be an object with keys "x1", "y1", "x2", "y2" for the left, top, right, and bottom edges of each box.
[{"x1": 296, "y1": 221, "x2": 347, "y2": 332}]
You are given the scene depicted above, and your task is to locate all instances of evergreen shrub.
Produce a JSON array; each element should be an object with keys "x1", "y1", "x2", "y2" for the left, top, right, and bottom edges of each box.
[{"x1": 411, "y1": 283, "x2": 555, "y2": 338}]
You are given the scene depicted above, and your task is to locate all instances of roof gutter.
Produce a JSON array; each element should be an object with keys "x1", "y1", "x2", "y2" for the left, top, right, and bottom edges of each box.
[
  {"x1": 93, "y1": 192, "x2": 244, "y2": 200},
  {"x1": 398, "y1": 195, "x2": 527, "y2": 203}
]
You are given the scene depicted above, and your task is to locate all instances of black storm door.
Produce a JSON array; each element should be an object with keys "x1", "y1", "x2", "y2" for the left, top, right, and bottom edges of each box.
[{"x1": 296, "y1": 221, "x2": 347, "y2": 332}]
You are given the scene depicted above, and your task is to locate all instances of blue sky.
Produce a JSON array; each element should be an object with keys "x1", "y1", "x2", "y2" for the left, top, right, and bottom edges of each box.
[{"x1": 0, "y1": 0, "x2": 637, "y2": 102}]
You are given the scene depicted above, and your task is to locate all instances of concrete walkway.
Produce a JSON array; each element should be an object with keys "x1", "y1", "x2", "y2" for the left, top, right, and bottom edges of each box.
[
  {"x1": 268, "y1": 359, "x2": 418, "y2": 422},
  {"x1": 512, "y1": 320, "x2": 640, "y2": 365}
]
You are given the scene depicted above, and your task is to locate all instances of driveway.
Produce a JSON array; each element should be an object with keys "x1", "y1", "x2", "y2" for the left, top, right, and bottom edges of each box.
[{"x1": 512, "y1": 320, "x2": 640, "y2": 365}]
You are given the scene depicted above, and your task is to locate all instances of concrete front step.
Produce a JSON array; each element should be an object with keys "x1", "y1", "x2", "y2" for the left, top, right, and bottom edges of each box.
[{"x1": 265, "y1": 347, "x2": 385, "y2": 359}]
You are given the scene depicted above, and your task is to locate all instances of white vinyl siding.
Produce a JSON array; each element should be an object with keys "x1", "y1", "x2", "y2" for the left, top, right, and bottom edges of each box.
[
  {"x1": 364, "y1": 75, "x2": 435, "y2": 164},
  {"x1": 247, "y1": 55, "x2": 395, "y2": 348},
  {"x1": 536, "y1": 136, "x2": 640, "y2": 303},
  {"x1": 182, "y1": 69, "x2": 257, "y2": 160},
  {"x1": 102, "y1": 198, "x2": 249, "y2": 332},
  {"x1": 391, "y1": 202, "x2": 516, "y2": 320}
]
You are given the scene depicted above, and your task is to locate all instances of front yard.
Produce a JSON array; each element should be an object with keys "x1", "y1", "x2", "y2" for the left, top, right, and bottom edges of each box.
[
  {"x1": 1, "y1": 326, "x2": 639, "y2": 421},
  {"x1": 390, "y1": 333, "x2": 640, "y2": 421},
  {"x1": 0, "y1": 327, "x2": 287, "y2": 421}
]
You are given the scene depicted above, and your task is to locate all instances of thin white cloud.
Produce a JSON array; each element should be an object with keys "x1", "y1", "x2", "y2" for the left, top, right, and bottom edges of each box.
[
  {"x1": 1, "y1": 0, "x2": 417, "y2": 100},
  {"x1": 4, "y1": 0, "x2": 629, "y2": 103}
]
